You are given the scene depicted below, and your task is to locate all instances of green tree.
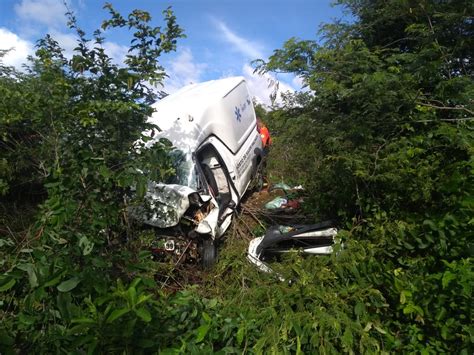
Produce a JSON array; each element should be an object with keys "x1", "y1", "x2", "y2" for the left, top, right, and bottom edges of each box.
[
  {"x1": 255, "y1": 0, "x2": 473, "y2": 352},
  {"x1": 0, "y1": 4, "x2": 187, "y2": 352}
]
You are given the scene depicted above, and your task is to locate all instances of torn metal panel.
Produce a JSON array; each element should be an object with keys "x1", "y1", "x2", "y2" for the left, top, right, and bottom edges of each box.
[
  {"x1": 248, "y1": 222, "x2": 340, "y2": 274},
  {"x1": 135, "y1": 183, "x2": 211, "y2": 228}
]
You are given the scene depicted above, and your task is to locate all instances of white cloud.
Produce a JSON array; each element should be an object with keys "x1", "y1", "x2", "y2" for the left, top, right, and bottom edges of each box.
[
  {"x1": 102, "y1": 41, "x2": 128, "y2": 65},
  {"x1": 212, "y1": 19, "x2": 264, "y2": 60},
  {"x1": 14, "y1": 0, "x2": 68, "y2": 29},
  {"x1": 162, "y1": 47, "x2": 206, "y2": 94},
  {"x1": 12, "y1": 1, "x2": 79, "y2": 62},
  {"x1": 48, "y1": 31, "x2": 77, "y2": 58},
  {"x1": 292, "y1": 75, "x2": 306, "y2": 89},
  {"x1": 241, "y1": 64, "x2": 297, "y2": 106},
  {"x1": 0, "y1": 28, "x2": 34, "y2": 68},
  {"x1": 208, "y1": 19, "x2": 298, "y2": 105}
]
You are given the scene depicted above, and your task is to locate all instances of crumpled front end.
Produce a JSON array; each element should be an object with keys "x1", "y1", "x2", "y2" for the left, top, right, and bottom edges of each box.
[
  {"x1": 134, "y1": 182, "x2": 210, "y2": 229},
  {"x1": 130, "y1": 181, "x2": 228, "y2": 266}
]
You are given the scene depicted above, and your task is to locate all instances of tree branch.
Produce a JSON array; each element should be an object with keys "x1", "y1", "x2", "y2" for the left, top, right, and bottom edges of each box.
[{"x1": 417, "y1": 102, "x2": 474, "y2": 116}]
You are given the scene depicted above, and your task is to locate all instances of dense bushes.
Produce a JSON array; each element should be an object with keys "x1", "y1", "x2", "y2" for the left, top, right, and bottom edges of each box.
[
  {"x1": 0, "y1": 5, "x2": 188, "y2": 353},
  {"x1": 255, "y1": 0, "x2": 473, "y2": 352}
]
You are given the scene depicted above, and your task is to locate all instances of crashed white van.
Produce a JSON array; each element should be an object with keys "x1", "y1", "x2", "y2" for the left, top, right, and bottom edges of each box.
[{"x1": 138, "y1": 77, "x2": 264, "y2": 267}]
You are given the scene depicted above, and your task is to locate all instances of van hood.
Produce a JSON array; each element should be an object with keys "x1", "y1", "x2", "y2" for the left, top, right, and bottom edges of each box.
[{"x1": 140, "y1": 182, "x2": 209, "y2": 228}]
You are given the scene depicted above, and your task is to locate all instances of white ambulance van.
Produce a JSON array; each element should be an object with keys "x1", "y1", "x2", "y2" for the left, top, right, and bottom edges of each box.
[{"x1": 138, "y1": 77, "x2": 264, "y2": 267}]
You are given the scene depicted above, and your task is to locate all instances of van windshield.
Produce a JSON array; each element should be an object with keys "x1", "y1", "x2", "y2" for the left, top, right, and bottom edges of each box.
[{"x1": 166, "y1": 149, "x2": 198, "y2": 189}]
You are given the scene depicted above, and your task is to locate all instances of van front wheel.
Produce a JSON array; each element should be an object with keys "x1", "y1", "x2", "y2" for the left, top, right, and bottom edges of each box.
[{"x1": 200, "y1": 238, "x2": 217, "y2": 269}]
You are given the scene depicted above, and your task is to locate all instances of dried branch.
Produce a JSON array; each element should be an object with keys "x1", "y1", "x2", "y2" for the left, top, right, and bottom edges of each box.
[{"x1": 160, "y1": 240, "x2": 192, "y2": 289}]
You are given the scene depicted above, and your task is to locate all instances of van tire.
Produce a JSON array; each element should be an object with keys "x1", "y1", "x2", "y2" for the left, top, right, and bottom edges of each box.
[{"x1": 200, "y1": 238, "x2": 217, "y2": 269}]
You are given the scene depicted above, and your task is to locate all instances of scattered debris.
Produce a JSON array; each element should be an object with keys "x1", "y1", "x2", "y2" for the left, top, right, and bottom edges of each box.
[
  {"x1": 263, "y1": 181, "x2": 305, "y2": 213},
  {"x1": 269, "y1": 182, "x2": 304, "y2": 194},
  {"x1": 269, "y1": 182, "x2": 292, "y2": 192},
  {"x1": 247, "y1": 221, "x2": 339, "y2": 276},
  {"x1": 264, "y1": 196, "x2": 288, "y2": 209},
  {"x1": 264, "y1": 196, "x2": 303, "y2": 211}
]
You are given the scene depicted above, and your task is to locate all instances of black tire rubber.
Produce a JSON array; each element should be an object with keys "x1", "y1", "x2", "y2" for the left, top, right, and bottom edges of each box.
[{"x1": 200, "y1": 238, "x2": 217, "y2": 269}]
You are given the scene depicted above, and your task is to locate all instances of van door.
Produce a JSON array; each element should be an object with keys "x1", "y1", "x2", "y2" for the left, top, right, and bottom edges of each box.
[
  {"x1": 233, "y1": 129, "x2": 262, "y2": 196},
  {"x1": 196, "y1": 143, "x2": 237, "y2": 226}
]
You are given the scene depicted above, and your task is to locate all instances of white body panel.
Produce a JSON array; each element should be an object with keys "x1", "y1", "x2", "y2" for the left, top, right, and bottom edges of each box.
[{"x1": 147, "y1": 77, "x2": 259, "y2": 155}]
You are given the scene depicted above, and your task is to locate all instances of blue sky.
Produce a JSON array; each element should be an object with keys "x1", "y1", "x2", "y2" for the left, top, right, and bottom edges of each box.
[{"x1": 0, "y1": 0, "x2": 345, "y2": 104}]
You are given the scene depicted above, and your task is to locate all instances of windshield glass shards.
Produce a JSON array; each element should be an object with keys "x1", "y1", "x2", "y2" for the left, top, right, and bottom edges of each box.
[{"x1": 166, "y1": 149, "x2": 198, "y2": 189}]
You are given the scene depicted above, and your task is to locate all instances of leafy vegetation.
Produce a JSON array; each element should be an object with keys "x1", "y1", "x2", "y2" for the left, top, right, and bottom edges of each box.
[
  {"x1": 0, "y1": 4, "x2": 188, "y2": 353},
  {"x1": 1, "y1": 0, "x2": 473, "y2": 353},
  {"x1": 251, "y1": 0, "x2": 473, "y2": 352}
]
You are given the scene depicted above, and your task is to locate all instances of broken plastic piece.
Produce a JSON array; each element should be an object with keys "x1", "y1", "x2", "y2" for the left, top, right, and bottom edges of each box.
[
  {"x1": 264, "y1": 197, "x2": 287, "y2": 209},
  {"x1": 269, "y1": 183, "x2": 304, "y2": 194},
  {"x1": 269, "y1": 182, "x2": 292, "y2": 193},
  {"x1": 247, "y1": 237, "x2": 285, "y2": 281},
  {"x1": 247, "y1": 221, "x2": 340, "y2": 276}
]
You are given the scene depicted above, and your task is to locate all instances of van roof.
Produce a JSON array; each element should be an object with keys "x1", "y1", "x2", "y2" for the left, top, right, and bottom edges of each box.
[
  {"x1": 150, "y1": 76, "x2": 245, "y2": 129},
  {"x1": 147, "y1": 76, "x2": 250, "y2": 152}
]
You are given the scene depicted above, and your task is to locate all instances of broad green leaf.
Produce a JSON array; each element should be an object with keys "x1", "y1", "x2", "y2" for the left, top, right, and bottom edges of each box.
[
  {"x1": 137, "y1": 338, "x2": 155, "y2": 348},
  {"x1": 130, "y1": 278, "x2": 142, "y2": 289},
  {"x1": 363, "y1": 322, "x2": 373, "y2": 332},
  {"x1": 354, "y1": 302, "x2": 365, "y2": 317},
  {"x1": 236, "y1": 325, "x2": 245, "y2": 346},
  {"x1": 423, "y1": 219, "x2": 437, "y2": 231},
  {"x1": 57, "y1": 277, "x2": 81, "y2": 292},
  {"x1": 67, "y1": 324, "x2": 93, "y2": 335},
  {"x1": 207, "y1": 298, "x2": 218, "y2": 309},
  {"x1": 127, "y1": 286, "x2": 137, "y2": 307},
  {"x1": 17, "y1": 263, "x2": 38, "y2": 288},
  {"x1": 135, "y1": 307, "x2": 151, "y2": 322},
  {"x1": 0, "y1": 279, "x2": 16, "y2": 292},
  {"x1": 98, "y1": 165, "x2": 111, "y2": 180},
  {"x1": 400, "y1": 290, "x2": 411, "y2": 305},
  {"x1": 374, "y1": 325, "x2": 387, "y2": 335},
  {"x1": 195, "y1": 323, "x2": 210, "y2": 343},
  {"x1": 106, "y1": 308, "x2": 130, "y2": 323},
  {"x1": 442, "y1": 271, "x2": 456, "y2": 289},
  {"x1": 342, "y1": 328, "x2": 354, "y2": 346},
  {"x1": 202, "y1": 311, "x2": 211, "y2": 323},
  {"x1": 43, "y1": 271, "x2": 66, "y2": 288},
  {"x1": 19, "y1": 313, "x2": 36, "y2": 325},
  {"x1": 136, "y1": 179, "x2": 146, "y2": 198},
  {"x1": 136, "y1": 294, "x2": 152, "y2": 306}
]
